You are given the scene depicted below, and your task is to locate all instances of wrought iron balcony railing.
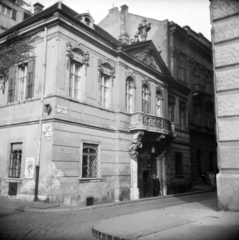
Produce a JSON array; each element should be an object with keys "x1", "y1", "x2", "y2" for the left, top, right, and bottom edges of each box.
[{"x1": 129, "y1": 112, "x2": 172, "y2": 134}]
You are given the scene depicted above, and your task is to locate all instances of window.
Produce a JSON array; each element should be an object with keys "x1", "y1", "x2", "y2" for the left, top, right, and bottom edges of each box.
[
  {"x1": 100, "y1": 74, "x2": 110, "y2": 108},
  {"x1": 12, "y1": 9, "x2": 17, "y2": 20},
  {"x1": 126, "y1": 78, "x2": 134, "y2": 113},
  {"x1": 82, "y1": 143, "x2": 98, "y2": 178},
  {"x1": 175, "y1": 152, "x2": 183, "y2": 176},
  {"x1": 156, "y1": 90, "x2": 162, "y2": 117},
  {"x1": 69, "y1": 61, "x2": 82, "y2": 100},
  {"x1": 18, "y1": 64, "x2": 27, "y2": 101},
  {"x1": 205, "y1": 109, "x2": 213, "y2": 128},
  {"x1": 8, "y1": 65, "x2": 16, "y2": 103},
  {"x1": 179, "y1": 101, "x2": 186, "y2": 130},
  {"x1": 194, "y1": 104, "x2": 201, "y2": 125},
  {"x1": 18, "y1": 60, "x2": 34, "y2": 100},
  {"x1": 9, "y1": 143, "x2": 22, "y2": 178},
  {"x1": 168, "y1": 96, "x2": 175, "y2": 122},
  {"x1": 0, "y1": 3, "x2": 17, "y2": 20},
  {"x1": 142, "y1": 85, "x2": 150, "y2": 114},
  {"x1": 177, "y1": 57, "x2": 184, "y2": 82}
]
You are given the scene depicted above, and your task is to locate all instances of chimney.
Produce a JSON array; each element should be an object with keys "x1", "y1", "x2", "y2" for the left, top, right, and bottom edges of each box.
[
  {"x1": 33, "y1": 2, "x2": 44, "y2": 14},
  {"x1": 119, "y1": 5, "x2": 129, "y2": 45}
]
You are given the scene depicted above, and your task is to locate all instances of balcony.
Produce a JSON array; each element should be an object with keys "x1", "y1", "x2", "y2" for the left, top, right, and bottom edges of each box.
[{"x1": 129, "y1": 112, "x2": 172, "y2": 135}]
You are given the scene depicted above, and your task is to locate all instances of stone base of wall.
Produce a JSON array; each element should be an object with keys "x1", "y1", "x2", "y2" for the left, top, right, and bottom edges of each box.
[{"x1": 217, "y1": 173, "x2": 239, "y2": 211}]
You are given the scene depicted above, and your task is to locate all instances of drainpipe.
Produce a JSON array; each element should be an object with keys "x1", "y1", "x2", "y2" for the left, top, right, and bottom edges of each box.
[{"x1": 34, "y1": 26, "x2": 48, "y2": 201}]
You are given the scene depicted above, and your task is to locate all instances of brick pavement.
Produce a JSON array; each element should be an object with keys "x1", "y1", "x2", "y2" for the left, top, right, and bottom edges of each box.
[{"x1": 0, "y1": 192, "x2": 216, "y2": 240}]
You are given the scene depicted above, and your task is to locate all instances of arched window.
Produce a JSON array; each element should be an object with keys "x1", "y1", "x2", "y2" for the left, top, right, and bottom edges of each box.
[
  {"x1": 156, "y1": 90, "x2": 162, "y2": 117},
  {"x1": 142, "y1": 84, "x2": 150, "y2": 114},
  {"x1": 126, "y1": 77, "x2": 134, "y2": 113}
]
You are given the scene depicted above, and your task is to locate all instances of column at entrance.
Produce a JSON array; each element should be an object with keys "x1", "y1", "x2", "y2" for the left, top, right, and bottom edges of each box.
[
  {"x1": 129, "y1": 131, "x2": 144, "y2": 200},
  {"x1": 130, "y1": 158, "x2": 139, "y2": 200}
]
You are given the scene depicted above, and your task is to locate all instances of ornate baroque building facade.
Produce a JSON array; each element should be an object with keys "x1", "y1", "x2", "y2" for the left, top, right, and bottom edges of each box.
[
  {"x1": 99, "y1": 5, "x2": 217, "y2": 183},
  {"x1": 0, "y1": 2, "x2": 191, "y2": 206}
]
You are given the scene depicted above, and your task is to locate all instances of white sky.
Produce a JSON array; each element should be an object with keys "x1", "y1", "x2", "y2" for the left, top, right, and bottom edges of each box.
[{"x1": 29, "y1": 0, "x2": 211, "y2": 40}]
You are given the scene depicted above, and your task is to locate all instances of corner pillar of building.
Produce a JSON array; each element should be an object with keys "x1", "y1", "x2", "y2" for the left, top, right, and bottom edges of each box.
[{"x1": 129, "y1": 131, "x2": 144, "y2": 200}]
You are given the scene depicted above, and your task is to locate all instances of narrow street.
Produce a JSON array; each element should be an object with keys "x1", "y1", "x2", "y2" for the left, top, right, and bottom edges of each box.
[{"x1": 0, "y1": 192, "x2": 216, "y2": 240}]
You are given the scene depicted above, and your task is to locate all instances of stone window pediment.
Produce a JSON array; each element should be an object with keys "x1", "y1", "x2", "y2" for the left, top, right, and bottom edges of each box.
[{"x1": 98, "y1": 60, "x2": 115, "y2": 79}]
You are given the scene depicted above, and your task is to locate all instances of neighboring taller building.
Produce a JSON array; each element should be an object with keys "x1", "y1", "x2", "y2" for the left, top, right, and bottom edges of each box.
[
  {"x1": 210, "y1": 0, "x2": 239, "y2": 211},
  {"x1": 0, "y1": 0, "x2": 32, "y2": 34},
  {"x1": 99, "y1": 5, "x2": 217, "y2": 183}
]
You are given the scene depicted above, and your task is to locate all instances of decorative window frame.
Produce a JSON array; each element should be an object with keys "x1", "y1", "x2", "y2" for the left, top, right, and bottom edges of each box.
[
  {"x1": 66, "y1": 42, "x2": 90, "y2": 73},
  {"x1": 79, "y1": 140, "x2": 102, "y2": 182},
  {"x1": 98, "y1": 59, "x2": 115, "y2": 83},
  {"x1": 97, "y1": 59, "x2": 115, "y2": 109}
]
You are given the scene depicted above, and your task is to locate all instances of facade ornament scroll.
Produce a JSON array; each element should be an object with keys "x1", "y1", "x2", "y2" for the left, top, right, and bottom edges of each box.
[
  {"x1": 98, "y1": 59, "x2": 116, "y2": 84},
  {"x1": 66, "y1": 42, "x2": 90, "y2": 73}
]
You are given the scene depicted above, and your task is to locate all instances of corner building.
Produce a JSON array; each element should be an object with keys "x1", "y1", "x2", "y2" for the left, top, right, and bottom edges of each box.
[
  {"x1": 99, "y1": 5, "x2": 217, "y2": 184},
  {"x1": 0, "y1": 2, "x2": 190, "y2": 206}
]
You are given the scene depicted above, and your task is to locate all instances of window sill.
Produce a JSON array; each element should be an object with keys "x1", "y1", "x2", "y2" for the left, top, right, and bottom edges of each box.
[
  {"x1": 78, "y1": 178, "x2": 102, "y2": 183},
  {"x1": 4, "y1": 178, "x2": 23, "y2": 182}
]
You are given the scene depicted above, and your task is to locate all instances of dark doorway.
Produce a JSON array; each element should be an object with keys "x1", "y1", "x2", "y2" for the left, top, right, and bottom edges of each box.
[
  {"x1": 196, "y1": 149, "x2": 203, "y2": 177},
  {"x1": 142, "y1": 170, "x2": 150, "y2": 198},
  {"x1": 209, "y1": 151, "x2": 214, "y2": 172}
]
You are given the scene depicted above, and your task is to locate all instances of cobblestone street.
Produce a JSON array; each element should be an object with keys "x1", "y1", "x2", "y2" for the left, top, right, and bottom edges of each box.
[{"x1": 0, "y1": 192, "x2": 216, "y2": 240}]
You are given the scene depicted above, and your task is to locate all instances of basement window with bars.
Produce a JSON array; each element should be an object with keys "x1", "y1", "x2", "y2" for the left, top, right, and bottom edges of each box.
[
  {"x1": 82, "y1": 143, "x2": 98, "y2": 178},
  {"x1": 9, "y1": 143, "x2": 22, "y2": 178}
]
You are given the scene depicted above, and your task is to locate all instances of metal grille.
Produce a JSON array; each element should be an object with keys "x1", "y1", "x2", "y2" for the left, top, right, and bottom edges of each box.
[
  {"x1": 82, "y1": 143, "x2": 98, "y2": 178},
  {"x1": 9, "y1": 143, "x2": 22, "y2": 178}
]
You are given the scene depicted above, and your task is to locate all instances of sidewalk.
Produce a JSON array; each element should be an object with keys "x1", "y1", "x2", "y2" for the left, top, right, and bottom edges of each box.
[
  {"x1": 0, "y1": 185, "x2": 212, "y2": 213},
  {"x1": 92, "y1": 199, "x2": 239, "y2": 240}
]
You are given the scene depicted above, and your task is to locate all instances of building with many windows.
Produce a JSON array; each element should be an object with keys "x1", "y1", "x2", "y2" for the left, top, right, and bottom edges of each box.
[
  {"x1": 99, "y1": 5, "x2": 217, "y2": 184},
  {"x1": 0, "y1": 2, "x2": 191, "y2": 206},
  {"x1": 0, "y1": 0, "x2": 32, "y2": 34}
]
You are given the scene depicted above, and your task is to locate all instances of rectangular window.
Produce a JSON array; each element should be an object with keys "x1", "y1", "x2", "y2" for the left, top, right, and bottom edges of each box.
[
  {"x1": 179, "y1": 106, "x2": 186, "y2": 130},
  {"x1": 168, "y1": 103, "x2": 174, "y2": 122},
  {"x1": 100, "y1": 74, "x2": 110, "y2": 108},
  {"x1": 9, "y1": 143, "x2": 22, "y2": 178},
  {"x1": 82, "y1": 143, "x2": 98, "y2": 178},
  {"x1": 69, "y1": 61, "x2": 81, "y2": 100},
  {"x1": 175, "y1": 152, "x2": 183, "y2": 176},
  {"x1": 11, "y1": 9, "x2": 17, "y2": 20},
  {"x1": 18, "y1": 64, "x2": 27, "y2": 101}
]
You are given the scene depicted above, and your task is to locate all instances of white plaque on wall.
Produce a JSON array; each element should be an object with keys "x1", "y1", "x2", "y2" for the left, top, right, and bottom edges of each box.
[{"x1": 24, "y1": 157, "x2": 35, "y2": 179}]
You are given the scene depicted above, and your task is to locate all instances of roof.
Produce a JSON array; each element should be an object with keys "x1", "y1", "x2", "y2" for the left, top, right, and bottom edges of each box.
[{"x1": 0, "y1": 2, "x2": 121, "y2": 46}]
